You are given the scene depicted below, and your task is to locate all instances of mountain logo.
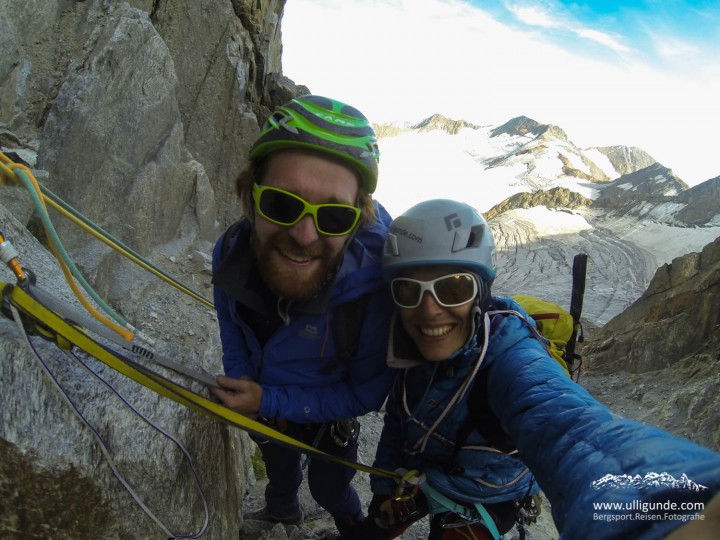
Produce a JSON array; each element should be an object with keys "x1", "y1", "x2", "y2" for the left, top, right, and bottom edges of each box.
[
  {"x1": 591, "y1": 472, "x2": 708, "y2": 492},
  {"x1": 300, "y1": 324, "x2": 320, "y2": 340}
]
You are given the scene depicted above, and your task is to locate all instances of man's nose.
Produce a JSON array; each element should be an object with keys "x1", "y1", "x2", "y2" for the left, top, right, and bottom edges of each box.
[{"x1": 288, "y1": 214, "x2": 319, "y2": 246}]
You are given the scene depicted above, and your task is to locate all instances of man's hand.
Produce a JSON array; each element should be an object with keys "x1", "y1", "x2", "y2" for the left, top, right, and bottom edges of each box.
[{"x1": 211, "y1": 375, "x2": 263, "y2": 417}]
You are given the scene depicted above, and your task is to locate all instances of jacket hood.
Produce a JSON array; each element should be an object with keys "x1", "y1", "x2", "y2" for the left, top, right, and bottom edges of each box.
[{"x1": 386, "y1": 311, "x2": 425, "y2": 368}]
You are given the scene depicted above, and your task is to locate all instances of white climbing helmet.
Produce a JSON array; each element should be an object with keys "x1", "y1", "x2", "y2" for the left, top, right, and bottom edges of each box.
[{"x1": 382, "y1": 199, "x2": 497, "y2": 284}]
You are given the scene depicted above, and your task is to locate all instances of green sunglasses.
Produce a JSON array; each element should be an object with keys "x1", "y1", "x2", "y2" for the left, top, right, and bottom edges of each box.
[{"x1": 252, "y1": 184, "x2": 361, "y2": 236}]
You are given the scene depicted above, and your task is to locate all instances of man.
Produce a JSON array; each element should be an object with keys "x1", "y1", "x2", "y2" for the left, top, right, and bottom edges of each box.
[{"x1": 210, "y1": 95, "x2": 395, "y2": 537}]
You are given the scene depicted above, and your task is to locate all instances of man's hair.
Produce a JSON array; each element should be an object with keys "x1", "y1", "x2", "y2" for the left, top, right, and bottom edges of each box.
[{"x1": 235, "y1": 152, "x2": 378, "y2": 230}]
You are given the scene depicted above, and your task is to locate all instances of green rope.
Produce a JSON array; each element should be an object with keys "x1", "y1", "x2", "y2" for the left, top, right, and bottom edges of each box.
[{"x1": 14, "y1": 168, "x2": 130, "y2": 329}]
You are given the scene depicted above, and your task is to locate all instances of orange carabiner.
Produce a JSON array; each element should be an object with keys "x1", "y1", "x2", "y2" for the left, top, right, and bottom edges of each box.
[{"x1": 0, "y1": 231, "x2": 28, "y2": 284}]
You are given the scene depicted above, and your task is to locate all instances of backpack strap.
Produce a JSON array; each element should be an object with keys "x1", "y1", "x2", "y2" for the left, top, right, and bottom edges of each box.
[
  {"x1": 452, "y1": 367, "x2": 517, "y2": 458},
  {"x1": 322, "y1": 294, "x2": 370, "y2": 374},
  {"x1": 566, "y1": 253, "x2": 588, "y2": 378}
]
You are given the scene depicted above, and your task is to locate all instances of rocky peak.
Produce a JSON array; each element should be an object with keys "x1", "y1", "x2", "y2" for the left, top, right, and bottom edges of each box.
[
  {"x1": 484, "y1": 187, "x2": 593, "y2": 220},
  {"x1": 594, "y1": 163, "x2": 688, "y2": 213},
  {"x1": 593, "y1": 145, "x2": 657, "y2": 176},
  {"x1": 412, "y1": 113, "x2": 481, "y2": 134},
  {"x1": 489, "y1": 115, "x2": 570, "y2": 144},
  {"x1": 489, "y1": 115, "x2": 542, "y2": 137}
]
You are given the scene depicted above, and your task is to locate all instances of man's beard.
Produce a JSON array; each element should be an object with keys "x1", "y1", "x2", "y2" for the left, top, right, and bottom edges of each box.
[{"x1": 252, "y1": 228, "x2": 345, "y2": 301}]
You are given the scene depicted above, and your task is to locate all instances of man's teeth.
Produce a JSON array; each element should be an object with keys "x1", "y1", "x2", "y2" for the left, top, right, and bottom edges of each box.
[
  {"x1": 420, "y1": 325, "x2": 452, "y2": 337},
  {"x1": 281, "y1": 250, "x2": 311, "y2": 263}
]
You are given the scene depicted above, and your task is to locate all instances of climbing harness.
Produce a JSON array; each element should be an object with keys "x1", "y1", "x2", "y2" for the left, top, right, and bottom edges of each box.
[
  {"x1": 420, "y1": 483, "x2": 501, "y2": 539},
  {"x1": 381, "y1": 469, "x2": 504, "y2": 539}
]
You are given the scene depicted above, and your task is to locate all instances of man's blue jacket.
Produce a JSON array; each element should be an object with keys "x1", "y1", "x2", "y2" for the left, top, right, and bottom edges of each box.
[
  {"x1": 211, "y1": 203, "x2": 395, "y2": 424},
  {"x1": 372, "y1": 296, "x2": 720, "y2": 538}
]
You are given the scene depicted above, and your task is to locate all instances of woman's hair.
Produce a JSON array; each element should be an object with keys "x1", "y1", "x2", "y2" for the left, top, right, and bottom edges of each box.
[{"x1": 235, "y1": 152, "x2": 378, "y2": 229}]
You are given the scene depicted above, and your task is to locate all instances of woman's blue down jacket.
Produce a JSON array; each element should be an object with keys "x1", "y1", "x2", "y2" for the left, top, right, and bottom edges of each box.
[
  {"x1": 211, "y1": 204, "x2": 396, "y2": 424},
  {"x1": 372, "y1": 296, "x2": 720, "y2": 539}
]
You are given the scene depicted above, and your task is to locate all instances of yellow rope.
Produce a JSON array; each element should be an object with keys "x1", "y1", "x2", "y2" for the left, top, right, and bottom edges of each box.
[{"x1": 3, "y1": 281, "x2": 400, "y2": 480}]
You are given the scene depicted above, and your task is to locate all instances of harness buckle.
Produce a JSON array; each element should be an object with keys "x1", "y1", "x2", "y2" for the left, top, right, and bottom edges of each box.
[
  {"x1": 330, "y1": 418, "x2": 359, "y2": 447},
  {"x1": 439, "y1": 511, "x2": 484, "y2": 529},
  {"x1": 515, "y1": 493, "x2": 541, "y2": 524}
]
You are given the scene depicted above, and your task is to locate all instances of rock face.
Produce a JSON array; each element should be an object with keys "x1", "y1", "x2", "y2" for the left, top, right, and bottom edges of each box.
[
  {"x1": 2, "y1": 0, "x2": 307, "y2": 255},
  {"x1": 593, "y1": 145, "x2": 657, "y2": 176},
  {"x1": 584, "y1": 237, "x2": 720, "y2": 449},
  {"x1": 484, "y1": 186, "x2": 593, "y2": 220},
  {"x1": 676, "y1": 176, "x2": 720, "y2": 225},
  {"x1": 587, "y1": 236, "x2": 720, "y2": 374},
  {"x1": 0, "y1": 201, "x2": 255, "y2": 539},
  {"x1": 594, "y1": 162, "x2": 689, "y2": 212},
  {"x1": 0, "y1": 1, "x2": 309, "y2": 538}
]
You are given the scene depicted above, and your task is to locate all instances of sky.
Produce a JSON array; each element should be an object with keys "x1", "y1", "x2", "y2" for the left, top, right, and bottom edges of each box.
[{"x1": 281, "y1": 0, "x2": 720, "y2": 187}]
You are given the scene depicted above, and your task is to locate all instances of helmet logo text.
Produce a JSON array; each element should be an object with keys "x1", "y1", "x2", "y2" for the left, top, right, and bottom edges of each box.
[{"x1": 390, "y1": 226, "x2": 422, "y2": 244}]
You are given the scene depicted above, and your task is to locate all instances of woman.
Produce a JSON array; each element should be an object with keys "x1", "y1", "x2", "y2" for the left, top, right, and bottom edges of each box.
[{"x1": 355, "y1": 199, "x2": 720, "y2": 540}]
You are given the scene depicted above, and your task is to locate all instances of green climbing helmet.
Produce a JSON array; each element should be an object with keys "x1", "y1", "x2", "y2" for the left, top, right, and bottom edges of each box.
[
  {"x1": 382, "y1": 199, "x2": 497, "y2": 284},
  {"x1": 250, "y1": 95, "x2": 380, "y2": 193}
]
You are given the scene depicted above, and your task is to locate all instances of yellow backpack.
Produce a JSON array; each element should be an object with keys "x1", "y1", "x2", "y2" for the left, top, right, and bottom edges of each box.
[
  {"x1": 512, "y1": 294, "x2": 576, "y2": 376},
  {"x1": 513, "y1": 253, "x2": 587, "y2": 379}
]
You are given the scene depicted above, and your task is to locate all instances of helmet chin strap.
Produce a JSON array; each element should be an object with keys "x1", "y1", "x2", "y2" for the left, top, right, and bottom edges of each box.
[
  {"x1": 466, "y1": 303, "x2": 484, "y2": 348},
  {"x1": 464, "y1": 274, "x2": 488, "y2": 347},
  {"x1": 448, "y1": 301, "x2": 483, "y2": 360}
]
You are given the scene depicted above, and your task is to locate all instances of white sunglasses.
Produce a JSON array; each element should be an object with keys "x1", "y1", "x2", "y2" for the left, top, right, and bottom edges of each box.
[{"x1": 390, "y1": 273, "x2": 478, "y2": 308}]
